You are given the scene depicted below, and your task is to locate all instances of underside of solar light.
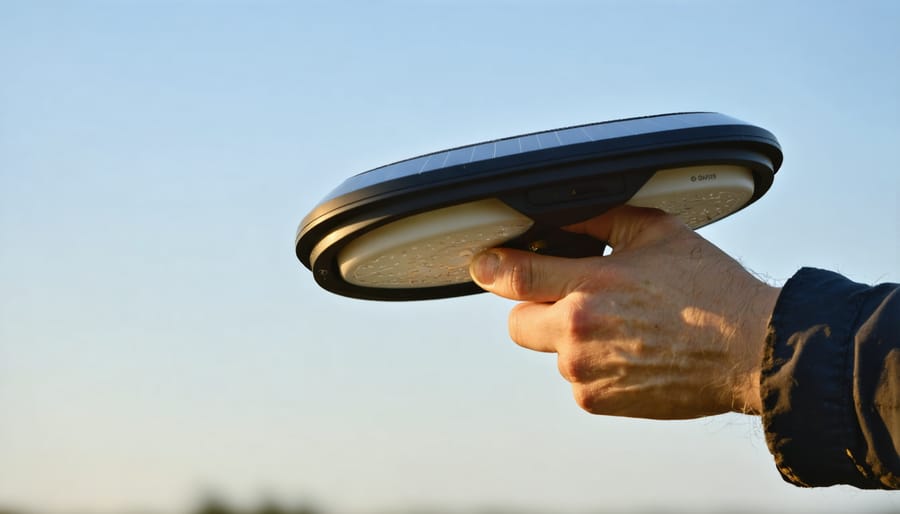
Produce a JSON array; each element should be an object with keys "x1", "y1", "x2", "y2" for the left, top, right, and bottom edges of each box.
[{"x1": 296, "y1": 112, "x2": 783, "y2": 301}]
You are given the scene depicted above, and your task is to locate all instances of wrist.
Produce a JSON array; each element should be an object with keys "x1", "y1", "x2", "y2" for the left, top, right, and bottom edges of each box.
[{"x1": 730, "y1": 282, "x2": 781, "y2": 414}]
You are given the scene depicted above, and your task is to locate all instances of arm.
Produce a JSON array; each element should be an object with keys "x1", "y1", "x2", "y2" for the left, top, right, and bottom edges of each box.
[
  {"x1": 470, "y1": 206, "x2": 899, "y2": 487},
  {"x1": 763, "y1": 267, "x2": 900, "y2": 488}
]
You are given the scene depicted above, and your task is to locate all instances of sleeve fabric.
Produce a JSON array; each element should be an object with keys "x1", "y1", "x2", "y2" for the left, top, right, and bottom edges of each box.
[{"x1": 761, "y1": 267, "x2": 899, "y2": 489}]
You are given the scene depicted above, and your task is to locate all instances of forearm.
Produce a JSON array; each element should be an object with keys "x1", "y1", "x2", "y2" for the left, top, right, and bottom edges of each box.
[{"x1": 761, "y1": 268, "x2": 900, "y2": 489}]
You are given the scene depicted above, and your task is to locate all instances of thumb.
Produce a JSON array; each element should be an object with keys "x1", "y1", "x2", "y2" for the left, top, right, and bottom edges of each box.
[{"x1": 469, "y1": 248, "x2": 587, "y2": 302}]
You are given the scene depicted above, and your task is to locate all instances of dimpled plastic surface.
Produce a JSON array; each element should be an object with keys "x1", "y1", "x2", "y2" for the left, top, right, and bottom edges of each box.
[
  {"x1": 338, "y1": 199, "x2": 534, "y2": 288},
  {"x1": 627, "y1": 165, "x2": 754, "y2": 228}
]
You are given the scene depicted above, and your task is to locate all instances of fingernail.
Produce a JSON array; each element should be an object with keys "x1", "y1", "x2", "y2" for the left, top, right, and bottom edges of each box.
[{"x1": 470, "y1": 251, "x2": 500, "y2": 286}]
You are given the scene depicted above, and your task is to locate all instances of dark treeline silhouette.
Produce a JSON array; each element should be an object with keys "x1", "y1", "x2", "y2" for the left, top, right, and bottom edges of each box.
[{"x1": 191, "y1": 496, "x2": 320, "y2": 514}]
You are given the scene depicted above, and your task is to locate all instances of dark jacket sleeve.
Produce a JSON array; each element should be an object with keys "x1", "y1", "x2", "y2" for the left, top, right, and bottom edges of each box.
[{"x1": 761, "y1": 267, "x2": 899, "y2": 489}]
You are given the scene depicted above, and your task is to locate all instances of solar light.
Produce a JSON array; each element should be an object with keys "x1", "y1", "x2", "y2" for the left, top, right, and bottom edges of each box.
[{"x1": 296, "y1": 112, "x2": 782, "y2": 301}]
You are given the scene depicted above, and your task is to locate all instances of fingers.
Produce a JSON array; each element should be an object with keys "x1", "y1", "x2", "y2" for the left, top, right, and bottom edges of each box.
[
  {"x1": 564, "y1": 205, "x2": 681, "y2": 251},
  {"x1": 469, "y1": 206, "x2": 684, "y2": 302},
  {"x1": 469, "y1": 248, "x2": 590, "y2": 302},
  {"x1": 506, "y1": 302, "x2": 560, "y2": 353}
]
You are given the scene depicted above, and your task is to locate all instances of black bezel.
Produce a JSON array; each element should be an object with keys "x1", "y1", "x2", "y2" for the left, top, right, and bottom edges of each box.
[{"x1": 296, "y1": 112, "x2": 782, "y2": 301}]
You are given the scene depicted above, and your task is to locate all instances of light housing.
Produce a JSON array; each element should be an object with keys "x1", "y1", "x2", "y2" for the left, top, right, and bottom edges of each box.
[{"x1": 296, "y1": 112, "x2": 782, "y2": 301}]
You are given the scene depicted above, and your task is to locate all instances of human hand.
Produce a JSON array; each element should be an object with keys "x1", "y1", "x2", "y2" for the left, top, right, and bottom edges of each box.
[{"x1": 469, "y1": 206, "x2": 780, "y2": 419}]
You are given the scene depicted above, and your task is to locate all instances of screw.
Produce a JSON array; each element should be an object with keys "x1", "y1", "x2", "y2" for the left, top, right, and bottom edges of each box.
[{"x1": 529, "y1": 240, "x2": 547, "y2": 252}]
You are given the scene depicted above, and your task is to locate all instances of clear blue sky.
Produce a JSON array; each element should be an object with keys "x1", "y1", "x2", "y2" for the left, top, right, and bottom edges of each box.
[{"x1": 1, "y1": 1, "x2": 898, "y2": 513}]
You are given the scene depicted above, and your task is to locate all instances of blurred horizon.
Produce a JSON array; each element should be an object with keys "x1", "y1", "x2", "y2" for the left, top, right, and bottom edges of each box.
[{"x1": 2, "y1": 496, "x2": 898, "y2": 514}]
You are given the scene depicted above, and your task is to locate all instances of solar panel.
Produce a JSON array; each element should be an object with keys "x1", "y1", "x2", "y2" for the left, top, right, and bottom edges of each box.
[{"x1": 320, "y1": 112, "x2": 754, "y2": 202}]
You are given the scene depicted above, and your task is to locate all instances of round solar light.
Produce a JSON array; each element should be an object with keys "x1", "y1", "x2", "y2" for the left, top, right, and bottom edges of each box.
[{"x1": 296, "y1": 112, "x2": 782, "y2": 301}]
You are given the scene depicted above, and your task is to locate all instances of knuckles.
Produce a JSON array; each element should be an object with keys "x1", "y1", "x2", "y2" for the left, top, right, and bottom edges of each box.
[
  {"x1": 573, "y1": 381, "x2": 634, "y2": 417},
  {"x1": 559, "y1": 298, "x2": 597, "y2": 342},
  {"x1": 505, "y1": 258, "x2": 534, "y2": 299},
  {"x1": 557, "y1": 349, "x2": 593, "y2": 383},
  {"x1": 572, "y1": 383, "x2": 612, "y2": 415},
  {"x1": 573, "y1": 386, "x2": 595, "y2": 412},
  {"x1": 558, "y1": 295, "x2": 625, "y2": 343},
  {"x1": 554, "y1": 296, "x2": 630, "y2": 384}
]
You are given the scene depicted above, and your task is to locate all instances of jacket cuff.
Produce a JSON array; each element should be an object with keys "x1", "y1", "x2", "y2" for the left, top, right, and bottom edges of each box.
[{"x1": 761, "y1": 267, "x2": 876, "y2": 487}]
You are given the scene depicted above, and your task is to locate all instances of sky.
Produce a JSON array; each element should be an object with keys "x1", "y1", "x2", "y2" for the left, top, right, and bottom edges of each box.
[{"x1": 1, "y1": 1, "x2": 899, "y2": 513}]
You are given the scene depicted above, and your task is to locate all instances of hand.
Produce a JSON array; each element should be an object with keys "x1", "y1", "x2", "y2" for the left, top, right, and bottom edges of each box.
[{"x1": 469, "y1": 206, "x2": 780, "y2": 420}]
